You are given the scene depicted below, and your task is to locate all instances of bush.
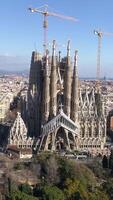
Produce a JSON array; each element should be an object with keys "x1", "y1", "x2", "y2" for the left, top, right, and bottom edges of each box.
[
  {"x1": 102, "y1": 179, "x2": 113, "y2": 200},
  {"x1": 10, "y1": 189, "x2": 38, "y2": 200},
  {"x1": 35, "y1": 153, "x2": 59, "y2": 185},
  {"x1": 109, "y1": 150, "x2": 113, "y2": 170},
  {"x1": 102, "y1": 155, "x2": 108, "y2": 169},
  {"x1": 18, "y1": 184, "x2": 32, "y2": 195},
  {"x1": 42, "y1": 185, "x2": 64, "y2": 200},
  {"x1": 13, "y1": 163, "x2": 23, "y2": 170},
  {"x1": 58, "y1": 158, "x2": 76, "y2": 185}
]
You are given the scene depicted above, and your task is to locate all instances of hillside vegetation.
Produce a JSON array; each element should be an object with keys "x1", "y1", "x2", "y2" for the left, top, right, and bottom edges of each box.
[{"x1": 6, "y1": 152, "x2": 113, "y2": 200}]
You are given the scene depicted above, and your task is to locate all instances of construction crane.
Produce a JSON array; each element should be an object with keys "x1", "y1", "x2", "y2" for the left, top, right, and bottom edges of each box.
[
  {"x1": 94, "y1": 30, "x2": 113, "y2": 89},
  {"x1": 28, "y1": 5, "x2": 78, "y2": 54}
]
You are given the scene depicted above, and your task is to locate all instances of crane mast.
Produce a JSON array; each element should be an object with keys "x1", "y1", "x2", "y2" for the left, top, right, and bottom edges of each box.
[
  {"x1": 94, "y1": 30, "x2": 102, "y2": 89},
  {"x1": 43, "y1": 13, "x2": 48, "y2": 53},
  {"x1": 28, "y1": 5, "x2": 78, "y2": 54},
  {"x1": 94, "y1": 30, "x2": 113, "y2": 90}
]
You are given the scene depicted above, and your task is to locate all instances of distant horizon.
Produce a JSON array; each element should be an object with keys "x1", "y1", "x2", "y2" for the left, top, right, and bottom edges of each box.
[{"x1": 0, "y1": 68, "x2": 113, "y2": 80}]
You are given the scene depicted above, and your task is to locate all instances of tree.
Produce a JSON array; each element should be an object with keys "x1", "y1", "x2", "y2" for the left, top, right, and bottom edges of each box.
[
  {"x1": 13, "y1": 163, "x2": 23, "y2": 170},
  {"x1": 102, "y1": 155, "x2": 108, "y2": 169},
  {"x1": 58, "y1": 158, "x2": 76, "y2": 185},
  {"x1": 42, "y1": 185, "x2": 64, "y2": 200},
  {"x1": 10, "y1": 189, "x2": 38, "y2": 200},
  {"x1": 63, "y1": 178, "x2": 83, "y2": 200},
  {"x1": 36, "y1": 153, "x2": 59, "y2": 185},
  {"x1": 109, "y1": 149, "x2": 113, "y2": 171},
  {"x1": 18, "y1": 184, "x2": 32, "y2": 195},
  {"x1": 45, "y1": 155, "x2": 59, "y2": 185},
  {"x1": 102, "y1": 179, "x2": 113, "y2": 200}
]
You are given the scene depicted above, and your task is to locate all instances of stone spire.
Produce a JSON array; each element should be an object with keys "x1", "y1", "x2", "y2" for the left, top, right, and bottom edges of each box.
[
  {"x1": 71, "y1": 50, "x2": 79, "y2": 122},
  {"x1": 96, "y1": 89, "x2": 103, "y2": 117},
  {"x1": 42, "y1": 50, "x2": 50, "y2": 123},
  {"x1": 58, "y1": 51, "x2": 61, "y2": 63},
  {"x1": 9, "y1": 112, "x2": 28, "y2": 146},
  {"x1": 9, "y1": 112, "x2": 34, "y2": 148},
  {"x1": 50, "y1": 40, "x2": 57, "y2": 117},
  {"x1": 67, "y1": 40, "x2": 71, "y2": 65},
  {"x1": 64, "y1": 40, "x2": 72, "y2": 117}
]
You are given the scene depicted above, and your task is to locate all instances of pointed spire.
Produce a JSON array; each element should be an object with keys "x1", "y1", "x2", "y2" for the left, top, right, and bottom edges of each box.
[
  {"x1": 46, "y1": 49, "x2": 49, "y2": 67},
  {"x1": 9, "y1": 112, "x2": 28, "y2": 145},
  {"x1": 50, "y1": 40, "x2": 57, "y2": 117},
  {"x1": 74, "y1": 50, "x2": 78, "y2": 77},
  {"x1": 42, "y1": 49, "x2": 50, "y2": 123},
  {"x1": 64, "y1": 40, "x2": 72, "y2": 117},
  {"x1": 58, "y1": 51, "x2": 61, "y2": 63},
  {"x1": 67, "y1": 40, "x2": 70, "y2": 56},
  {"x1": 67, "y1": 40, "x2": 71, "y2": 66},
  {"x1": 51, "y1": 40, "x2": 56, "y2": 66},
  {"x1": 52, "y1": 40, "x2": 56, "y2": 56},
  {"x1": 45, "y1": 49, "x2": 49, "y2": 76},
  {"x1": 71, "y1": 50, "x2": 79, "y2": 122}
]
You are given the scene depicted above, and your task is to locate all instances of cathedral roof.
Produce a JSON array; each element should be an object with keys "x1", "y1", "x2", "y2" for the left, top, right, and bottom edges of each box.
[
  {"x1": 42, "y1": 108, "x2": 79, "y2": 136},
  {"x1": 9, "y1": 112, "x2": 28, "y2": 143}
]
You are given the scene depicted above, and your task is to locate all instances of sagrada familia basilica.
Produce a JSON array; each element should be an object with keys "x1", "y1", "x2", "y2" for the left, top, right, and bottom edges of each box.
[
  {"x1": 6, "y1": 38, "x2": 109, "y2": 157},
  {"x1": 15, "y1": 39, "x2": 107, "y2": 155}
]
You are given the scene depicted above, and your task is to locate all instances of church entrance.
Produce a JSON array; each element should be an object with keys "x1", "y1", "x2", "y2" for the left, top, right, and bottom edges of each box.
[{"x1": 56, "y1": 127, "x2": 66, "y2": 151}]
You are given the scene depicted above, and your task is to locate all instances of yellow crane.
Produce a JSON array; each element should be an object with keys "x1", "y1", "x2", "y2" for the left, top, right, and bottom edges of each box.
[
  {"x1": 28, "y1": 5, "x2": 78, "y2": 54},
  {"x1": 94, "y1": 30, "x2": 113, "y2": 89}
]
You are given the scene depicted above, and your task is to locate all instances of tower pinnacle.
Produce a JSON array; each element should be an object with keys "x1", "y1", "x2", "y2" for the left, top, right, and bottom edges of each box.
[
  {"x1": 50, "y1": 40, "x2": 57, "y2": 117},
  {"x1": 71, "y1": 50, "x2": 79, "y2": 122},
  {"x1": 67, "y1": 40, "x2": 71, "y2": 65},
  {"x1": 42, "y1": 49, "x2": 50, "y2": 123},
  {"x1": 64, "y1": 40, "x2": 72, "y2": 117}
]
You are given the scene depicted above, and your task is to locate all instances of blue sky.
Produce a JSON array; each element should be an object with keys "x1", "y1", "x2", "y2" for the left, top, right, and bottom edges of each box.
[{"x1": 0, "y1": 0, "x2": 113, "y2": 77}]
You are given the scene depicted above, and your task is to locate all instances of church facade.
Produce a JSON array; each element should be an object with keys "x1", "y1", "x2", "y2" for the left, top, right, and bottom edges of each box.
[{"x1": 27, "y1": 40, "x2": 107, "y2": 154}]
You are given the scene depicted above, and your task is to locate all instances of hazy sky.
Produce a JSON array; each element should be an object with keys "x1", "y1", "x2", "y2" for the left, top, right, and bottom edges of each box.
[{"x1": 0, "y1": 0, "x2": 113, "y2": 77}]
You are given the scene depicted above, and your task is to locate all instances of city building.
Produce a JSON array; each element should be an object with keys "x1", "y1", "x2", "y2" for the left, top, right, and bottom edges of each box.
[{"x1": 0, "y1": 92, "x2": 13, "y2": 122}]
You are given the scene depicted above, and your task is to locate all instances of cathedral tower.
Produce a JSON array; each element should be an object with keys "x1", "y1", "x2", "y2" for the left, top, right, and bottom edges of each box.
[
  {"x1": 50, "y1": 40, "x2": 57, "y2": 117},
  {"x1": 28, "y1": 51, "x2": 43, "y2": 137},
  {"x1": 42, "y1": 50, "x2": 50, "y2": 123},
  {"x1": 71, "y1": 50, "x2": 79, "y2": 122},
  {"x1": 64, "y1": 40, "x2": 72, "y2": 117}
]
